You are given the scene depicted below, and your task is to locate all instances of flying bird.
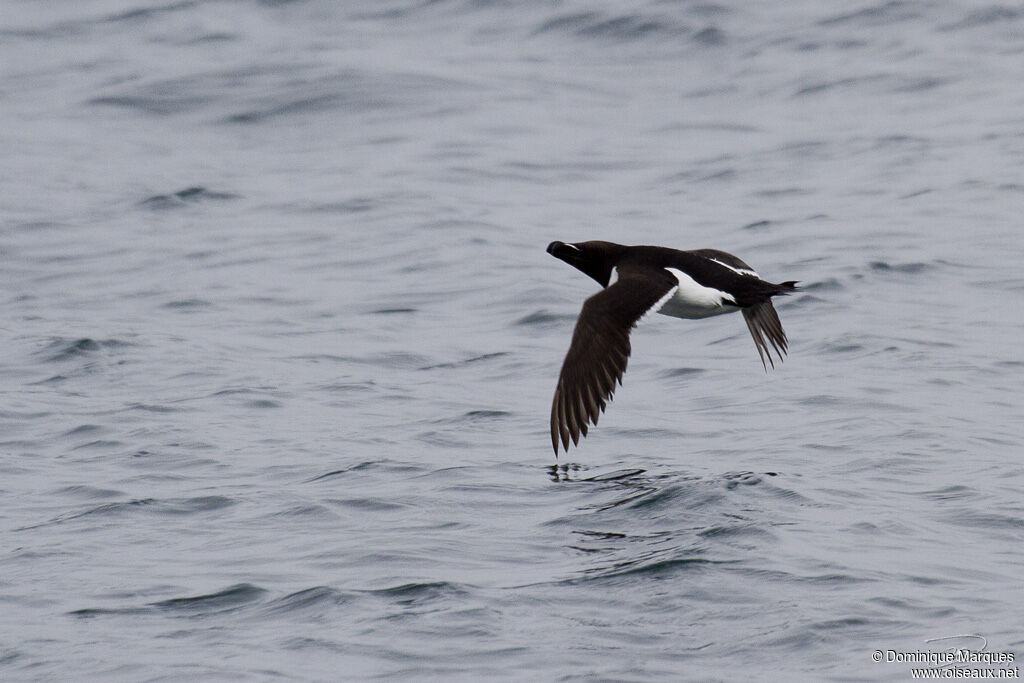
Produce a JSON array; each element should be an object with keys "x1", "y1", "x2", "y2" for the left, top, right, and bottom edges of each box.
[{"x1": 547, "y1": 240, "x2": 798, "y2": 456}]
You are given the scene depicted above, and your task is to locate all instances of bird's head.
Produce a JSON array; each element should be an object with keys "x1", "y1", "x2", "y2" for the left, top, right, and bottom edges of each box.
[{"x1": 547, "y1": 240, "x2": 623, "y2": 288}]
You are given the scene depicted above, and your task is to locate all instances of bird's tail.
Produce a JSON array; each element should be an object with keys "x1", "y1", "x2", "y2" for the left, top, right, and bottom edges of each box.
[{"x1": 776, "y1": 280, "x2": 799, "y2": 294}]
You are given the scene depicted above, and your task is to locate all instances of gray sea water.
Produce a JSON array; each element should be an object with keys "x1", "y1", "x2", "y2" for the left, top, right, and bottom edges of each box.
[{"x1": 3, "y1": 1, "x2": 1024, "y2": 680}]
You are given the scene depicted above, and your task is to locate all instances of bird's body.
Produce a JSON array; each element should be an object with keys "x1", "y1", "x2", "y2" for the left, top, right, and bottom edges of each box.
[{"x1": 547, "y1": 240, "x2": 798, "y2": 456}]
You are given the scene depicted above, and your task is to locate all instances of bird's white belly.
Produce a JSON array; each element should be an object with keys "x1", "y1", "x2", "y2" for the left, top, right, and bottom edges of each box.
[{"x1": 658, "y1": 267, "x2": 739, "y2": 320}]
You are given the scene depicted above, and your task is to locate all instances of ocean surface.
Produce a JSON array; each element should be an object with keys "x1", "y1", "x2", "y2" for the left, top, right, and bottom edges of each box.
[{"x1": 3, "y1": 1, "x2": 1024, "y2": 680}]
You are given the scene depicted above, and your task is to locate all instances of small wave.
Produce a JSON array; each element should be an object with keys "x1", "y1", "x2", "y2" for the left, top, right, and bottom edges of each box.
[
  {"x1": 697, "y1": 524, "x2": 773, "y2": 540},
  {"x1": 54, "y1": 485, "x2": 125, "y2": 500},
  {"x1": 0, "y1": 651, "x2": 23, "y2": 666},
  {"x1": 465, "y1": 409, "x2": 510, "y2": 420},
  {"x1": 514, "y1": 310, "x2": 576, "y2": 326},
  {"x1": 721, "y1": 471, "x2": 767, "y2": 487},
  {"x1": 160, "y1": 496, "x2": 237, "y2": 514},
  {"x1": 316, "y1": 381, "x2": 377, "y2": 393},
  {"x1": 64, "y1": 423, "x2": 104, "y2": 436},
  {"x1": 71, "y1": 439, "x2": 125, "y2": 452},
  {"x1": 367, "y1": 581, "x2": 467, "y2": 605},
  {"x1": 306, "y1": 197, "x2": 378, "y2": 213},
  {"x1": 104, "y1": 1, "x2": 196, "y2": 23},
  {"x1": 180, "y1": 32, "x2": 237, "y2": 45},
  {"x1": 820, "y1": 343, "x2": 864, "y2": 354},
  {"x1": 221, "y1": 69, "x2": 476, "y2": 124},
  {"x1": 946, "y1": 511, "x2": 1024, "y2": 531},
  {"x1": 162, "y1": 298, "x2": 211, "y2": 310},
  {"x1": 890, "y1": 76, "x2": 949, "y2": 93},
  {"x1": 817, "y1": 2, "x2": 921, "y2": 27},
  {"x1": 43, "y1": 337, "x2": 98, "y2": 360},
  {"x1": 210, "y1": 387, "x2": 267, "y2": 398},
  {"x1": 657, "y1": 123, "x2": 758, "y2": 134},
  {"x1": 802, "y1": 277, "x2": 844, "y2": 291},
  {"x1": 608, "y1": 482, "x2": 724, "y2": 513},
  {"x1": 16, "y1": 499, "x2": 154, "y2": 531},
  {"x1": 126, "y1": 402, "x2": 182, "y2": 413},
  {"x1": 941, "y1": 6, "x2": 1021, "y2": 30},
  {"x1": 795, "y1": 76, "x2": 881, "y2": 97},
  {"x1": 37, "y1": 337, "x2": 129, "y2": 362},
  {"x1": 0, "y1": 22, "x2": 82, "y2": 40},
  {"x1": 89, "y1": 93, "x2": 210, "y2": 116},
  {"x1": 71, "y1": 583, "x2": 265, "y2": 620},
  {"x1": 372, "y1": 307, "x2": 417, "y2": 315},
  {"x1": 15, "y1": 496, "x2": 235, "y2": 531},
  {"x1": 754, "y1": 187, "x2": 813, "y2": 197},
  {"x1": 306, "y1": 461, "x2": 378, "y2": 482},
  {"x1": 789, "y1": 294, "x2": 827, "y2": 308},
  {"x1": 869, "y1": 260, "x2": 930, "y2": 274},
  {"x1": 570, "y1": 556, "x2": 733, "y2": 584},
  {"x1": 533, "y1": 11, "x2": 689, "y2": 42},
  {"x1": 244, "y1": 399, "x2": 282, "y2": 409},
  {"x1": 434, "y1": 410, "x2": 511, "y2": 425},
  {"x1": 693, "y1": 26, "x2": 726, "y2": 45},
  {"x1": 4, "y1": 2, "x2": 192, "y2": 40},
  {"x1": 419, "y1": 351, "x2": 508, "y2": 370},
  {"x1": 69, "y1": 605, "x2": 151, "y2": 618},
  {"x1": 659, "y1": 367, "x2": 706, "y2": 379},
  {"x1": 262, "y1": 586, "x2": 351, "y2": 616},
  {"x1": 812, "y1": 616, "x2": 872, "y2": 632},
  {"x1": 28, "y1": 374, "x2": 67, "y2": 385},
  {"x1": 586, "y1": 468, "x2": 646, "y2": 482},
  {"x1": 331, "y1": 498, "x2": 406, "y2": 512},
  {"x1": 356, "y1": 352, "x2": 433, "y2": 369},
  {"x1": 696, "y1": 168, "x2": 736, "y2": 182},
  {"x1": 268, "y1": 504, "x2": 337, "y2": 520},
  {"x1": 151, "y1": 583, "x2": 266, "y2": 614},
  {"x1": 225, "y1": 95, "x2": 339, "y2": 123},
  {"x1": 918, "y1": 485, "x2": 976, "y2": 501},
  {"x1": 139, "y1": 186, "x2": 239, "y2": 209},
  {"x1": 415, "y1": 430, "x2": 473, "y2": 448}
]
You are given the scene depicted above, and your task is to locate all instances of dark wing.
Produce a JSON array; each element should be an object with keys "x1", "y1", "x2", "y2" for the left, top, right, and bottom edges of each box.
[{"x1": 551, "y1": 268, "x2": 677, "y2": 455}]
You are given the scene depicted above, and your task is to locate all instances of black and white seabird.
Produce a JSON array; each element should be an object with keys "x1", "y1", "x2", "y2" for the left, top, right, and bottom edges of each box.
[{"x1": 547, "y1": 240, "x2": 798, "y2": 456}]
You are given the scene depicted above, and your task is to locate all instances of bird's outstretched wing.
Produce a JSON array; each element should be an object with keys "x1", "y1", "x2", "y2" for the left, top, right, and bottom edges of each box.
[{"x1": 551, "y1": 268, "x2": 677, "y2": 455}]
